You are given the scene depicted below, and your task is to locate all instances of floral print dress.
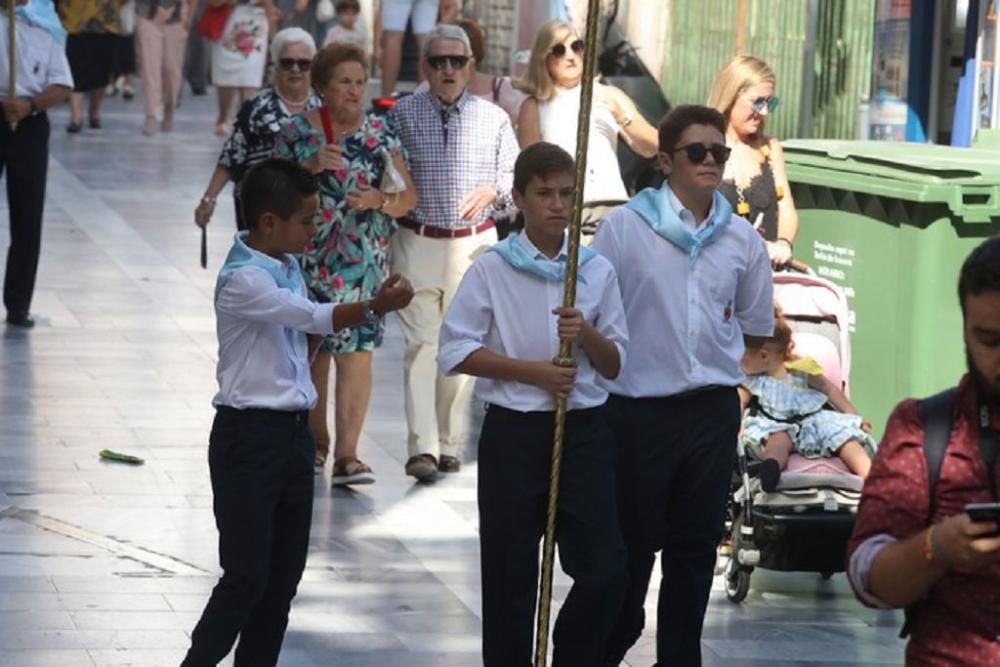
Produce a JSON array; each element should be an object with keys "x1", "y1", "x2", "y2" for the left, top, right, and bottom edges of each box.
[
  {"x1": 274, "y1": 112, "x2": 405, "y2": 354},
  {"x1": 210, "y1": 0, "x2": 268, "y2": 87}
]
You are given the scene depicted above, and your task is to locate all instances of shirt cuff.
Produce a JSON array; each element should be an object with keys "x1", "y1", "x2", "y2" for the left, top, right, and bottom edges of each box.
[
  {"x1": 847, "y1": 533, "x2": 897, "y2": 609},
  {"x1": 312, "y1": 303, "x2": 336, "y2": 336},
  {"x1": 740, "y1": 320, "x2": 775, "y2": 338},
  {"x1": 438, "y1": 341, "x2": 484, "y2": 376}
]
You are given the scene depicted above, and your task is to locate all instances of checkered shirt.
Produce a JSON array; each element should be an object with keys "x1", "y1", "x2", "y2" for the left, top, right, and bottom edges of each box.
[{"x1": 388, "y1": 90, "x2": 518, "y2": 230}]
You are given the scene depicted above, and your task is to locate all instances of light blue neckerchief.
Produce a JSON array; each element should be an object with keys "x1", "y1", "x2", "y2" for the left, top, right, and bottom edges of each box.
[
  {"x1": 17, "y1": 0, "x2": 67, "y2": 47},
  {"x1": 625, "y1": 183, "x2": 733, "y2": 260},
  {"x1": 215, "y1": 232, "x2": 305, "y2": 302},
  {"x1": 488, "y1": 233, "x2": 597, "y2": 283}
]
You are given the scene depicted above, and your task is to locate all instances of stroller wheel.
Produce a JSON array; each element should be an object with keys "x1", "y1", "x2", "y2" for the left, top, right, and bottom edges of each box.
[{"x1": 724, "y1": 555, "x2": 752, "y2": 603}]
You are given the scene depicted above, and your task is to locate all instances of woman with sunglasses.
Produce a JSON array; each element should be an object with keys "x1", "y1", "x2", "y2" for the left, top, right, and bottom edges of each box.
[
  {"x1": 709, "y1": 55, "x2": 800, "y2": 268},
  {"x1": 275, "y1": 42, "x2": 418, "y2": 484},
  {"x1": 195, "y1": 28, "x2": 322, "y2": 230},
  {"x1": 515, "y1": 20, "x2": 658, "y2": 239}
]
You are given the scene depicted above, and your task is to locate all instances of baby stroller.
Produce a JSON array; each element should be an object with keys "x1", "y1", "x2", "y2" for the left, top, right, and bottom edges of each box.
[{"x1": 723, "y1": 270, "x2": 867, "y2": 603}]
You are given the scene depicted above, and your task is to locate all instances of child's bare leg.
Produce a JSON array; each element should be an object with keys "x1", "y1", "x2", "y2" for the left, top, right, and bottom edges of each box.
[
  {"x1": 759, "y1": 430, "x2": 794, "y2": 492},
  {"x1": 762, "y1": 431, "x2": 794, "y2": 470},
  {"x1": 837, "y1": 440, "x2": 871, "y2": 478}
]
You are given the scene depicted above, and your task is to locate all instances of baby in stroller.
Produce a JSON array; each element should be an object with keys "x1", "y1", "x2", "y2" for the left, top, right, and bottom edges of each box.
[{"x1": 739, "y1": 305, "x2": 876, "y2": 493}]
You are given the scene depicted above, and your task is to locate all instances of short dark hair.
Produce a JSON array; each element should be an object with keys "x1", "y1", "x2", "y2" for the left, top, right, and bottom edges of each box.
[
  {"x1": 335, "y1": 0, "x2": 359, "y2": 13},
  {"x1": 958, "y1": 236, "x2": 1000, "y2": 315},
  {"x1": 657, "y1": 104, "x2": 727, "y2": 154},
  {"x1": 240, "y1": 158, "x2": 320, "y2": 229},
  {"x1": 458, "y1": 18, "x2": 486, "y2": 64},
  {"x1": 514, "y1": 142, "x2": 575, "y2": 193},
  {"x1": 312, "y1": 42, "x2": 367, "y2": 91}
]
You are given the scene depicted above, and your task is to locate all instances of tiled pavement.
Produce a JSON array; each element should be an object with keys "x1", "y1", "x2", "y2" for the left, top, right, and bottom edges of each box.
[{"x1": 0, "y1": 87, "x2": 905, "y2": 666}]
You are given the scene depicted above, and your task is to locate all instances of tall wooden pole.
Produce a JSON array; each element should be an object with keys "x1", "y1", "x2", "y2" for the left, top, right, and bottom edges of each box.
[
  {"x1": 533, "y1": 0, "x2": 602, "y2": 664},
  {"x1": 6, "y1": 0, "x2": 16, "y2": 131}
]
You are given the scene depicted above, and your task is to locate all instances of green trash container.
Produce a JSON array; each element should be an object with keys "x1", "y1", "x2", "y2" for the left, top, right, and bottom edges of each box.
[{"x1": 781, "y1": 140, "x2": 1000, "y2": 438}]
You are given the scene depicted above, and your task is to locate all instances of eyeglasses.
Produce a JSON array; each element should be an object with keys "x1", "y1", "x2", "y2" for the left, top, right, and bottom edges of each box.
[
  {"x1": 426, "y1": 55, "x2": 470, "y2": 71},
  {"x1": 672, "y1": 143, "x2": 731, "y2": 165},
  {"x1": 278, "y1": 58, "x2": 312, "y2": 72},
  {"x1": 549, "y1": 39, "x2": 585, "y2": 59},
  {"x1": 746, "y1": 95, "x2": 779, "y2": 113}
]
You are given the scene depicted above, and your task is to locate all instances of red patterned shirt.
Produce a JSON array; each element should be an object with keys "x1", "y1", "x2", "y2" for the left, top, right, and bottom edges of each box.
[{"x1": 847, "y1": 375, "x2": 1000, "y2": 666}]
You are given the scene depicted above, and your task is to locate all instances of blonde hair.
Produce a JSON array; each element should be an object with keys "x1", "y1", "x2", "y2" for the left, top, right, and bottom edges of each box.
[
  {"x1": 514, "y1": 20, "x2": 578, "y2": 102},
  {"x1": 707, "y1": 55, "x2": 776, "y2": 122}
]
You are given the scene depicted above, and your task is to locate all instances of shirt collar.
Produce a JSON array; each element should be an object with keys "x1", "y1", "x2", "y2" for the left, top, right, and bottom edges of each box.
[
  {"x1": 429, "y1": 88, "x2": 472, "y2": 114},
  {"x1": 516, "y1": 231, "x2": 569, "y2": 262},
  {"x1": 238, "y1": 232, "x2": 297, "y2": 275},
  {"x1": 667, "y1": 185, "x2": 718, "y2": 229}
]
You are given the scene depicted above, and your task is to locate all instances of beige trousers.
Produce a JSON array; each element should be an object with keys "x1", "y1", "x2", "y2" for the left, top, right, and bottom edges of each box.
[
  {"x1": 390, "y1": 226, "x2": 498, "y2": 459},
  {"x1": 135, "y1": 17, "x2": 188, "y2": 119}
]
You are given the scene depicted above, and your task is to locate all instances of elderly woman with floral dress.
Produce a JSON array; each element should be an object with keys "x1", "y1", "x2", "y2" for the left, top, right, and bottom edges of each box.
[
  {"x1": 274, "y1": 42, "x2": 417, "y2": 486},
  {"x1": 195, "y1": 28, "x2": 321, "y2": 229}
]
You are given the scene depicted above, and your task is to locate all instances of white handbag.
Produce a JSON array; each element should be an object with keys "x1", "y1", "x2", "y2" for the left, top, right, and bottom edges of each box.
[{"x1": 379, "y1": 149, "x2": 406, "y2": 195}]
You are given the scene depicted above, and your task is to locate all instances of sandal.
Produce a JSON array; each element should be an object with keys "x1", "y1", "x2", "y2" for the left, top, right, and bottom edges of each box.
[{"x1": 331, "y1": 457, "x2": 375, "y2": 487}]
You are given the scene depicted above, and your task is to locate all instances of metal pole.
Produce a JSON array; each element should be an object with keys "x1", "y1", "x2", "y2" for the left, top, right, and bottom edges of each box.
[
  {"x1": 6, "y1": 0, "x2": 16, "y2": 131},
  {"x1": 533, "y1": 0, "x2": 602, "y2": 664}
]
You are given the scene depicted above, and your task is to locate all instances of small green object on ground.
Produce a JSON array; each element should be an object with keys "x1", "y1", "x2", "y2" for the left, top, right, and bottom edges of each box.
[{"x1": 99, "y1": 449, "x2": 145, "y2": 465}]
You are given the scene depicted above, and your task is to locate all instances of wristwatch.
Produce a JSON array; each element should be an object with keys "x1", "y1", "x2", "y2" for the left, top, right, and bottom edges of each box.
[{"x1": 361, "y1": 299, "x2": 380, "y2": 324}]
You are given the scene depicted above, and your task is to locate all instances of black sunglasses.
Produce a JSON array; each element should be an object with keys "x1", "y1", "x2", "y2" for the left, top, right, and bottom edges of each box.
[
  {"x1": 550, "y1": 39, "x2": 585, "y2": 58},
  {"x1": 672, "y1": 143, "x2": 732, "y2": 165},
  {"x1": 278, "y1": 58, "x2": 312, "y2": 72},
  {"x1": 426, "y1": 55, "x2": 470, "y2": 71}
]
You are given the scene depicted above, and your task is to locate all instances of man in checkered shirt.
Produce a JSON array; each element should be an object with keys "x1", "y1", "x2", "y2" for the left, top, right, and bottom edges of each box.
[{"x1": 388, "y1": 23, "x2": 518, "y2": 482}]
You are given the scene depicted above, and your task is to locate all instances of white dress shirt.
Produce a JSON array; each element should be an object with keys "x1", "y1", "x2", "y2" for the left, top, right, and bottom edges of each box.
[
  {"x1": 438, "y1": 233, "x2": 629, "y2": 412},
  {"x1": 0, "y1": 15, "x2": 73, "y2": 98},
  {"x1": 592, "y1": 191, "x2": 774, "y2": 398},
  {"x1": 214, "y1": 254, "x2": 337, "y2": 411}
]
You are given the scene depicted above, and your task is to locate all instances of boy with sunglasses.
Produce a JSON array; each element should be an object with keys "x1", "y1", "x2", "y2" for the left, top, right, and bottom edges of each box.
[{"x1": 592, "y1": 105, "x2": 774, "y2": 666}]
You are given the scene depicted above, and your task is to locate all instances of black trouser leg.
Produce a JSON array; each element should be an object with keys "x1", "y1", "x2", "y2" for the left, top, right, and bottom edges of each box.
[
  {"x1": 1, "y1": 113, "x2": 48, "y2": 318},
  {"x1": 478, "y1": 406, "x2": 625, "y2": 667},
  {"x1": 656, "y1": 390, "x2": 739, "y2": 666},
  {"x1": 478, "y1": 407, "x2": 548, "y2": 667},
  {"x1": 551, "y1": 411, "x2": 627, "y2": 667},
  {"x1": 182, "y1": 408, "x2": 315, "y2": 667},
  {"x1": 603, "y1": 389, "x2": 740, "y2": 667}
]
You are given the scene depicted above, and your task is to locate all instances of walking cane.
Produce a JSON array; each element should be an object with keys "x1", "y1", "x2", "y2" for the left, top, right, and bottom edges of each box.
[
  {"x1": 5, "y1": 0, "x2": 16, "y2": 132},
  {"x1": 533, "y1": 0, "x2": 602, "y2": 664}
]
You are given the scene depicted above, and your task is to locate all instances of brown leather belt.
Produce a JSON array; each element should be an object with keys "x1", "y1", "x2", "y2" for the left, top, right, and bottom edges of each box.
[{"x1": 398, "y1": 217, "x2": 494, "y2": 239}]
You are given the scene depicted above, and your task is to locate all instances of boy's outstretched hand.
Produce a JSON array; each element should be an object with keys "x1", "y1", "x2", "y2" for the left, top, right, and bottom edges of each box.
[{"x1": 372, "y1": 273, "x2": 415, "y2": 314}]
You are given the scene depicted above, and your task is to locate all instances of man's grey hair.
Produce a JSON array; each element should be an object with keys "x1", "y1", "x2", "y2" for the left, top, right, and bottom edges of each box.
[
  {"x1": 270, "y1": 27, "x2": 317, "y2": 64},
  {"x1": 421, "y1": 24, "x2": 472, "y2": 60}
]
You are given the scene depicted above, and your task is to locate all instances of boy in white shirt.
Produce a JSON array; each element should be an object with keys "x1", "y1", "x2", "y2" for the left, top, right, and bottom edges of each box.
[
  {"x1": 182, "y1": 158, "x2": 413, "y2": 666},
  {"x1": 438, "y1": 142, "x2": 629, "y2": 666}
]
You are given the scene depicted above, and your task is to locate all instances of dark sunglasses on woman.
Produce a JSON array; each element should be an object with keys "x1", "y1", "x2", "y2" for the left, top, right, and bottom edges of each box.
[
  {"x1": 426, "y1": 55, "x2": 470, "y2": 71},
  {"x1": 550, "y1": 39, "x2": 585, "y2": 59},
  {"x1": 279, "y1": 58, "x2": 312, "y2": 72},
  {"x1": 672, "y1": 143, "x2": 732, "y2": 165},
  {"x1": 748, "y1": 95, "x2": 780, "y2": 113}
]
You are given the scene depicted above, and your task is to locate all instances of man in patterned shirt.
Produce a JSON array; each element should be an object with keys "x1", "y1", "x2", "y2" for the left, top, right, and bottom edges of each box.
[
  {"x1": 847, "y1": 236, "x2": 1000, "y2": 665},
  {"x1": 388, "y1": 24, "x2": 517, "y2": 481}
]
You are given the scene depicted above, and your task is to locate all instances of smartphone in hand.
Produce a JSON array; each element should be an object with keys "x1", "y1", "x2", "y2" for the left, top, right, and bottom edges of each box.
[{"x1": 965, "y1": 502, "x2": 1000, "y2": 536}]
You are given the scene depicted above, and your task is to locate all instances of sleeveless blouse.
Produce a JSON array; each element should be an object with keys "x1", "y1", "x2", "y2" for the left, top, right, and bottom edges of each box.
[
  {"x1": 718, "y1": 158, "x2": 780, "y2": 241},
  {"x1": 538, "y1": 84, "x2": 628, "y2": 203}
]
